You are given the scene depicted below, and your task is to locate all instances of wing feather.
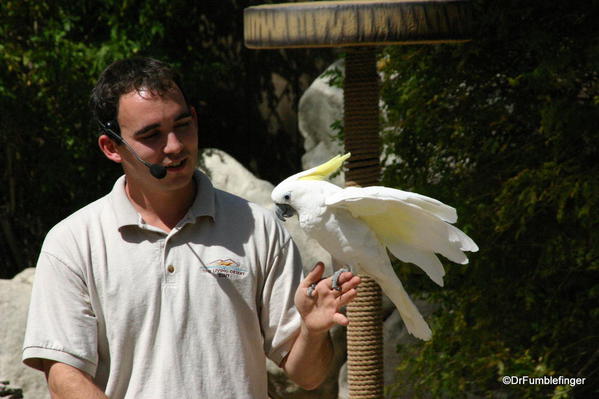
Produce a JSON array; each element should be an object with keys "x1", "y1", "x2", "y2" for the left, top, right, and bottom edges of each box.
[
  {"x1": 386, "y1": 241, "x2": 446, "y2": 286},
  {"x1": 326, "y1": 186, "x2": 478, "y2": 282},
  {"x1": 327, "y1": 186, "x2": 458, "y2": 223}
]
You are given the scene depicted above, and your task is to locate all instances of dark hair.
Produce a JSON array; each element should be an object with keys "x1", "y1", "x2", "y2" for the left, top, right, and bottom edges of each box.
[{"x1": 90, "y1": 57, "x2": 189, "y2": 136}]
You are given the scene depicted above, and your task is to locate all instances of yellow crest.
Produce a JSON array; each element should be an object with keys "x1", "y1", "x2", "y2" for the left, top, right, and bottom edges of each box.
[{"x1": 298, "y1": 153, "x2": 351, "y2": 181}]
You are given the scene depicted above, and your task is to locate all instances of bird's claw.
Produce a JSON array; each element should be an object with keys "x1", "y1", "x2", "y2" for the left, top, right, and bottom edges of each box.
[
  {"x1": 331, "y1": 268, "x2": 349, "y2": 291},
  {"x1": 307, "y1": 282, "x2": 317, "y2": 298}
]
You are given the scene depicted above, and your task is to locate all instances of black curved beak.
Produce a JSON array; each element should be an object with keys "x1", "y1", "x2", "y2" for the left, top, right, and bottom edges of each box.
[{"x1": 275, "y1": 204, "x2": 296, "y2": 221}]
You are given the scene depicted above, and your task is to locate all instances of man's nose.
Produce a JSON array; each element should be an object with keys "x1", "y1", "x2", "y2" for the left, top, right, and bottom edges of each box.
[{"x1": 164, "y1": 131, "x2": 184, "y2": 154}]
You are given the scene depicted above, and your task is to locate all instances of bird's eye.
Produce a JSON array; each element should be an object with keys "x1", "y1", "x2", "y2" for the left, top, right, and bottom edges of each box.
[{"x1": 284, "y1": 194, "x2": 290, "y2": 201}]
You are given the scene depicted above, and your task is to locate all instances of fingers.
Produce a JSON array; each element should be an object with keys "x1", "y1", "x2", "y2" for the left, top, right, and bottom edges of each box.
[
  {"x1": 302, "y1": 262, "x2": 325, "y2": 289},
  {"x1": 328, "y1": 272, "x2": 361, "y2": 294},
  {"x1": 332, "y1": 287, "x2": 358, "y2": 326},
  {"x1": 297, "y1": 263, "x2": 362, "y2": 330},
  {"x1": 305, "y1": 263, "x2": 360, "y2": 292},
  {"x1": 333, "y1": 313, "x2": 349, "y2": 326},
  {"x1": 337, "y1": 287, "x2": 358, "y2": 308},
  {"x1": 302, "y1": 263, "x2": 361, "y2": 309}
]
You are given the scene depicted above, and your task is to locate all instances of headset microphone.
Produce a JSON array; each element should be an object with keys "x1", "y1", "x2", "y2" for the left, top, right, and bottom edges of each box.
[{"x1": 99, "y1": 121, "x2": 167, "y2": 179}]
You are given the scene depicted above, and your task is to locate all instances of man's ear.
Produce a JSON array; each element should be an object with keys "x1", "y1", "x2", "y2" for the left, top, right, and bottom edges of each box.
[{"x1": 98, "y1": 134, "x2": 123, "y2": 164}]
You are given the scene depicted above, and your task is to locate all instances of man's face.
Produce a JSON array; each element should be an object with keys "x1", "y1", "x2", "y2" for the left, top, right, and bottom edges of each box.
[{"x1": 115, "y1": 86, "x2": 198, "y2": 194}]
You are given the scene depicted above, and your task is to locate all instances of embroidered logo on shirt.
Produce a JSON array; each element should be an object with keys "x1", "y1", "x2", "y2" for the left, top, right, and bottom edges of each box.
[{"x1": 205, "y1": 258, "x2": 248, "y2": 279}]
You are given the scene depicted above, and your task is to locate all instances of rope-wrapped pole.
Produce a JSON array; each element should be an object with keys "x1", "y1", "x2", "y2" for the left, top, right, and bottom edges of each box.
[{"x1": 343, "y1": 47, "x2": 384, "y2": 399}]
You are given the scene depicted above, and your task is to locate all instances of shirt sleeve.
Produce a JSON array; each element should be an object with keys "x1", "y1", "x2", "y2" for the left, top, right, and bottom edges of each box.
[
  {"x1": 22, "y1": 250, "x2": 98, "y2": 377},
  {"x1": 260, "y1": 233, "x2": 304, "y2": 366}
]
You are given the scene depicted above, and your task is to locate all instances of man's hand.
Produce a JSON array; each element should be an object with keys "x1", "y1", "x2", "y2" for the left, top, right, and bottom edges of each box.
[
  {"x1": 295, "y1": 262, "x2": 361, "y2": 334},
  {"x1": 282, "y1": 262, "x2": 361, "y2": 390}
]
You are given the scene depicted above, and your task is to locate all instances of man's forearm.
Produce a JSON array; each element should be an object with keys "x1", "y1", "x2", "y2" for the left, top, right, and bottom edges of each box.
[
  {"x1": 282, "y1": 323, "x2": 334, "y2": 390},
  {"x1": 43, "y1": 361, "x2": 108, "y2": 399}
]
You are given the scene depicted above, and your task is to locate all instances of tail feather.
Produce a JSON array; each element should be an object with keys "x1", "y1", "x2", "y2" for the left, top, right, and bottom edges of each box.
[{"x1": 375, "y1": 274, "x2": 432, "y2": 341}]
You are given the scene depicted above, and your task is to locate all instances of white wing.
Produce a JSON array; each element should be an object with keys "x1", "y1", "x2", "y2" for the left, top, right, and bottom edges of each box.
[
  {"x1": 327, "y1": 209, "x2": 433, "y2": 340},
  {"x1": 326, "y1": 186, "x2": 478, "y2": 286},
  {"x1": 328, "y1": 186, "x2": 458, "y2": 222}
]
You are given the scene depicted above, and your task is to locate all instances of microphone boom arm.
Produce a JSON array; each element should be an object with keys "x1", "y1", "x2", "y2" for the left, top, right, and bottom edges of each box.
[{"x1": 98, "y1": 120, "x2": 167, "y2": 179}]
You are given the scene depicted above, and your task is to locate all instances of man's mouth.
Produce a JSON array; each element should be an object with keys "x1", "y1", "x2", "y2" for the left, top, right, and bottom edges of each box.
[{"x1": 166, "y1": 159, "x2": 186, "y2": 170}]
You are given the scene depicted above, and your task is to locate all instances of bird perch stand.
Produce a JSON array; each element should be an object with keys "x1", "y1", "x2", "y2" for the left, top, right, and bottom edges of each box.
[{"x1": 244, "y1": 1, "x2": 472, "y2": 397}]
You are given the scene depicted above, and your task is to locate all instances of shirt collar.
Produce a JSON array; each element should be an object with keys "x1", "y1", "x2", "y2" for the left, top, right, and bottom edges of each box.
[
  {"x1": 110, "y1": 170, "x2": 216, "y2": 230},
  {"x1": 187, "y1": 170, "x2": 216, "y2": 222}
]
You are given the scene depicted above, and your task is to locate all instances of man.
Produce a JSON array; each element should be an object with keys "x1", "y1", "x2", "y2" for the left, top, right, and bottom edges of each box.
[{"x1": 22, "y1": 57, "x2": 360, "y2": 398}]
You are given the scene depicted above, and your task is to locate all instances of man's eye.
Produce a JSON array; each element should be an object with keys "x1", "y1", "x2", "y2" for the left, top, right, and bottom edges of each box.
[
  {"x1": 175, "y1": 122, "x2": 191, "y2": 130},
  {"x1": 141, "y1": 132, "x2": 160, "y2": 140}
]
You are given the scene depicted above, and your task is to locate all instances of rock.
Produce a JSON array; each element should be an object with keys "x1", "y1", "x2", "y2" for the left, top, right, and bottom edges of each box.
[
  {"x1": 199, "y1": 148, "x2": 275, "y2": 209},
  {"x1": 298, "y1": 58, "x2": 397, "y2": 179},
  {"x1": 0, "y1": 268, "x2": 50, "y2": 399},
  {"x1": 298, "y1": 60, "x2": 345, "y2": 186}
]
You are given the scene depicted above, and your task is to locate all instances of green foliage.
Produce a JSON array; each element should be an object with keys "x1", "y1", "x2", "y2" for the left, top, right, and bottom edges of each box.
[
  {"x1": 380, "y1": 1, "x2": 598, "y2": 397},
  {"x1": 0, "y1": 0, "x2": 334, "y2": 276}
]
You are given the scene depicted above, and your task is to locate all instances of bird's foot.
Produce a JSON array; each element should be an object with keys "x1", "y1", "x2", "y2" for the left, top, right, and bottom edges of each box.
[
  {"x1": 307, "y1": 283, "x2": 317, "y2": 298},
  {"x1": 331, "y1": 268, "x2": 349, "y2": 291}
]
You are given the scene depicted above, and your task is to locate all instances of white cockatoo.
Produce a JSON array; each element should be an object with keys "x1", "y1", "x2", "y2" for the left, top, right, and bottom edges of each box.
[{"x1": 271, "y1": 153, "x2": 478, "y2": 340}]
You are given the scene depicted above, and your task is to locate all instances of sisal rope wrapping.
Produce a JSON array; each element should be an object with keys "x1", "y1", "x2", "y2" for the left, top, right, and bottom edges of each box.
[{"x1": 344, "y1": 47, "x2": 384, "y2": 399}]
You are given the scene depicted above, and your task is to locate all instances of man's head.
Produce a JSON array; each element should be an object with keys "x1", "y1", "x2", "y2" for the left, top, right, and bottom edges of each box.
[
  {"x1": 90, "y1": 57, "x2": 190, "y2": 135},
  {"x1": 93, "y1": 57, "x2": 199, "y2": 195}
]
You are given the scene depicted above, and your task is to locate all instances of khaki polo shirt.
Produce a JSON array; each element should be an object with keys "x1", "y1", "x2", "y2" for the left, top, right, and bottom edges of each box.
[{"x1": 23, "y1": 171, "x2": 302, "y2": 398}]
